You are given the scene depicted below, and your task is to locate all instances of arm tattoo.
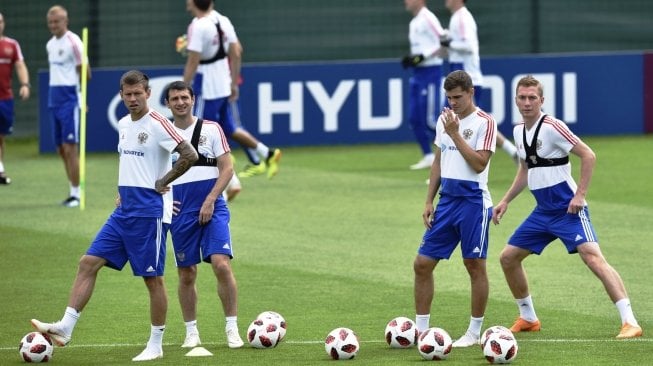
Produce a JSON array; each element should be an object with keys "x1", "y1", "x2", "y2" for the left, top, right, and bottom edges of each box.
[{"x1": 157, "y1": 140, "x2": 198, "y2": 188}]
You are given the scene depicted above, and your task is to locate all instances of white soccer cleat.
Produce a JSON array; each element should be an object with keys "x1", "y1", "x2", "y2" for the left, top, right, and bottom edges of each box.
[
  {"x1": 30, "y1": 319, "x2": 71, "y2": 347},
  {"x1": 132, "y1": 347, "x2": 163, "y2": 361},
  {"x1": 226, "y1": 328, "x2": 244, "y2": 349},
  {"x1": 452, "y1": 331, "x2": 480, "y2": 348},
  {"x1": 410, "y1": 154, "x2": 435, "y2": 170},
  {"x1": 181, "y1": 333, "x2": 201, "y2": 348}
]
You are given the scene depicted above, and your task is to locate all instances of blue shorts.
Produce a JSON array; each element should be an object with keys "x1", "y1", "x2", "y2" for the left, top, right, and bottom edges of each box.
[
  {"x1": 419, "y1": 196, "x2": 492, "y2": 260},
  {"x1": 49, "y1": 101, "x2": 79, "y2": 145},
  {"x1": 192, "y1": 74, "x2": 237, "y2": 137},
  {"x1": 409, "y1": 65, "x2": 441, "y2": 131},
  {"x1": 87, "y1": 213, "x2": 168, "y2": 276},
  {"x1": 0, "y1": 99, "x2": 15, "y2": 135},
  {"x1": 170, "y1": 201, "x2": 233, "y2": 267},
  {"x1": 508, "y1": 206, "x2": 598, "y2": 254}
]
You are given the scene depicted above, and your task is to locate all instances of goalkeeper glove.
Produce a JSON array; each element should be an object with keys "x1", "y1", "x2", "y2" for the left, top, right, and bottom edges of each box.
[{"x1": 401, "y1": 54, "x2": 425, "y2": 69}]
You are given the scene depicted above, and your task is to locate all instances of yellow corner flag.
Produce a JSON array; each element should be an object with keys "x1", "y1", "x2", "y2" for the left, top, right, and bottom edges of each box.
[{"x1": 79, "y1": 27, "x2": 89, "y2": 210}]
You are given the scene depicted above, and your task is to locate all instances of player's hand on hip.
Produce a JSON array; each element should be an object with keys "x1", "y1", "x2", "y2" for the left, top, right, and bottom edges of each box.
[
  {"x1": 172, "y1": 200, "x2": 182, "y2": 216},
  {"x1": 154, "y1": 179, "x2": 170, "y2": 194}
]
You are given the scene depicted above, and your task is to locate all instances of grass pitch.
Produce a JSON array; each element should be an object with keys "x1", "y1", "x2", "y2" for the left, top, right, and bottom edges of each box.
[{"x1": 0, "y1": 136, "x2": 651, "y2": 365}]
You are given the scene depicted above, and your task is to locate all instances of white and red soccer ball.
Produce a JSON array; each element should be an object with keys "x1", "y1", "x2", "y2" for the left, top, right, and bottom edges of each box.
[
  {"x1": 247, "y1": 317, "x2": 282, "y2": 349},
  {"x1": 480, "y1": 325, "x2": 513, "y2": 349},
  {"x1": 385, "y1": 316, "x2": 418, "y2": 348},
  {"x1": 417, "y1": 327, "x2": 452, "y2": 360},
  {"x1": 482, "y1": 331, "x2": 518, "y2": 364},
  {"x1": 19, "y1": 332, "x2": 53, "y2": 363},
  {"x1": 257, "y1": 311, "x2": 287, "y2": 341},
  {"x1": 324, "y1": 327, "x2": 360, "y2": 360}
]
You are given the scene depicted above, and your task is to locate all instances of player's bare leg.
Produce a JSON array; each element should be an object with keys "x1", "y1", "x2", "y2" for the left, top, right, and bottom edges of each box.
[
  {"x1": 577, "y1": 242, "x2": 642, "y2": 338},
  {"x1": 413, "y1": 255, "x2": 438, "y2": 333},
  {"x1": 211, "y1": 254, "x2": 243, "y2": 348},
  {"x1": 177, "y1": 265, "x2": 201, "y2": 347},
  {"x1": 452, "y1": 258, "x2": 487, "y2": 347},
  {"x1": 133, "y1": 276, "x2": 167, "y2": 361},
  {"x1": 0, "y1": 134, "x2": 10, "y2": 184},
  {"x1": 31, "y1": 255, "x2": 106, "y2": 346},
  {"x1": 57, "y1": 143, "x2": 80, "y2": 206},
  {"x1": 500, "y1": 245, "x2": 541, "y2": 332}
]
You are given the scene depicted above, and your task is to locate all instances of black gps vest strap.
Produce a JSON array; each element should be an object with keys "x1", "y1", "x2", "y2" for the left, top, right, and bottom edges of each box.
[
  {"x1": 190, "y1": 118, "x2": 217, "y2": 167},
  {"x1": 199, "y1": 21, "x2": 227, "y2": 64},
  {"x1": 522, "y1": 114, "x2": 569, "y2": 169}
]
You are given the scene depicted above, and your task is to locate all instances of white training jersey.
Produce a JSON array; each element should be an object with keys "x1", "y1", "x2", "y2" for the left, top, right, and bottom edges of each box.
[
  {"x1": 186, "y1": 10, "x2": 238, "y2": 99},
  {"x1": 116, "y1": 109, "x2": 185, "y2": 224},
  {"x1": 447, "y1": 6, "x2": 483, "y2": 86},
  {"x1": 171, "y1": 118, "x2": 231, "y2": 213},
  {"x1": 513, "y1": 113, "x2": 581, "y2": 211},
  {"x1": 435, "y1": 108, "x2": 497, "y2": 208},
  {"x1": 409, "y1": 7, "x2": 445, "y2": 67},
  {"x1": 46, "y1": 30, "x2": 85, "y2": 106},
  {"x1": 171, "y1": 118, "x2": 230, "y2": 186}
]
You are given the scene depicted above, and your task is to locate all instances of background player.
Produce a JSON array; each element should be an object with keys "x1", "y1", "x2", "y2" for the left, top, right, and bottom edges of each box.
[
  {"x1": 164, "y1": 81, "x2": 244, "y2": 349},
  {"x1": 414, "y1": 70, "x2": 496, "y2": 347},
  {"x1": 46, "y1": 5, "x2": 91, "y2": 207},
  {"x1": 492, "y1": 75, "x2": 642, "y2": 339},
  {"x1": 182, "y1": 0, "x2": 281, "y2": 181},
  {"x1": 31, "y1": 70, "x2": 199, "y2": 361},
  {"x1": 402, "y1": 0, "x2": 447, "y2": 170},
  {"x1": 0, "y1": 12, "x2": 30, "y2": 184},
  {"x1": 442, "y1": 0, "x2": 518, "y2": 163}
]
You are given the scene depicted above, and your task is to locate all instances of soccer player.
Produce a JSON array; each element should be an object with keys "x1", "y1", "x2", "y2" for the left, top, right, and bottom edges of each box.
[
  {"x1": 402, "y1": 0, "x2": 447, "y2": 170},
  {"x1": 46, "y1": 5, "x2": 91, "y2": 207},
  {"x1": 414, "y1": 70, "x2": 497, "y2": 347},
  {"x1": 183, "y1": 0, "x2": 281, "y2": 180},
  {"x1": 442, "y1": 0, "x2": 518, "y2": 163},
  {"x1": 31, "y1": 70, "x2": 199, "y2": 361},
  {"x1": 492, "y1": 75, "x2": 643, "y2": 339},
  {"x1": 0, "y1": 12, "x2": 30, "y2": 185},
  {"x1": 163, "y1": 81, "x2": 244, "y2": 349}
]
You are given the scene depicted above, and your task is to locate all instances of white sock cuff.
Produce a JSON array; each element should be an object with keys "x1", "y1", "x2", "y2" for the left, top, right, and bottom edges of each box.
[
  {"x1": 65, "y1": 306, "x2": 80, "y2": 319},
  {"x1": 255, "y1": 142, "x2": 270, "y2": 159}
]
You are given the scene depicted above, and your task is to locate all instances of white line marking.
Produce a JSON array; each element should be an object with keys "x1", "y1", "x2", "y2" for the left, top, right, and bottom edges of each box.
[{"x1": 3, "y1": 337, "x2": 651, "y2": 351}]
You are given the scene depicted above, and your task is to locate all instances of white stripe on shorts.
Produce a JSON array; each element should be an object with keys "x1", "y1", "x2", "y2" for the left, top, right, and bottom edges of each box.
[{"x1": 578, "y1": 208, "x2": 595, "y2": 242}]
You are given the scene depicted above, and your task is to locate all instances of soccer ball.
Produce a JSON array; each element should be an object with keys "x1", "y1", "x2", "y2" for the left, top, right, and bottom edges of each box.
[
  {"x1": 19, "y1": 332, "x2": 53, "y2": 363},
  {"x1": 324, "y1": 327, "x2": 359, "y2": 360},
  {"x1": 417, "y1": 327, "x2": 452, "y2": 361},
  {"x1": 480, "y1": 325, "x2": 513, "y2": 349},
  {"x1": 257, "y1": 311, "x2": 287, "y2": 341},
  {"x1": 247, "y1": 317, "x2": 282, "y2": 349},
  {"x1": 482, "y1": 332, "x2": 518, "y2": 364},
  {"x1": 384, "y1": 316, "x2": 418, "y2": 348}
]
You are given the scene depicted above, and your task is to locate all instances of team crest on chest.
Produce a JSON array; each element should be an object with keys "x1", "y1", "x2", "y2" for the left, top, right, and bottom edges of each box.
[
  {"x1": 2, "y1": 46, "x2": 13, "y2": 57},
  {"x1": 137, "y1": 132, "x2": 149, "y2": 145},
  {"x1": 199, "y1": 134, "x2": 207, "y2": 146},
  {"x1": 536, "y1": 139, "x2": 542, "y2": 150},
  {"x1": 58, "y1": 48, "x2": 64, "y2": 56},
  {"x1": 462, "y1": 129, "x2": 473, "y2": 140}
]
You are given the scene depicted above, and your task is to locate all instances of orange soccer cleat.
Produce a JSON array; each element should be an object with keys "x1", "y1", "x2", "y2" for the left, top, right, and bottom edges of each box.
[
  {"x1": 509, "y1": 317, "x2": 541, "y2": 333},
  {"x1": 616, "y1": 323, "x2": 642, "y2": 339}
]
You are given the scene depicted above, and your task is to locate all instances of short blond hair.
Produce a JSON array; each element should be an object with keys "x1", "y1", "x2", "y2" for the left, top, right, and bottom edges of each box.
[{"x1": 516, "y1": 75, "x2": 544, "y2": 96}]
